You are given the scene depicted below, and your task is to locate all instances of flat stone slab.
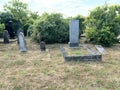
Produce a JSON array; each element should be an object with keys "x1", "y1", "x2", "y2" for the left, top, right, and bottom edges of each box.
[
  {"x1": 83, "y1": 45, "x2": 100, "y2": 55},
  {"x1": 95, "y1": 45, "x2": 107, "y2": 55},
  {"x1": 60, "y1": 46, "x2": 102, "y2": 62}
]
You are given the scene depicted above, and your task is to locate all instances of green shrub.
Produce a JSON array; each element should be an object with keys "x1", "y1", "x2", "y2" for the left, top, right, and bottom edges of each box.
[
  {"x1": 0, "y1": 24, "x2": 5, "y2": 37},
  {"x1": 73, "y1": 15, "x2": 85, "y2": 34},
  {"x1": 31, "y1": 13, "x2": 69, "y2": 43},
  {"x1": 85, "y1": 5, "x2": 120, "y2": 47},
  {"x1": 95, "y1": 27, "x2": 117, "y2": 47},
  {"x1": 85, "y1": 26, "x2": 97, "y2": 41}
]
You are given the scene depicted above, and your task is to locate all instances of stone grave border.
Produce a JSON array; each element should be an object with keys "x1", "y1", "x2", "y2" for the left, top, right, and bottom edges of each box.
[{"x1": 60, "y1": 45, "x2": 102, "y2": 62}]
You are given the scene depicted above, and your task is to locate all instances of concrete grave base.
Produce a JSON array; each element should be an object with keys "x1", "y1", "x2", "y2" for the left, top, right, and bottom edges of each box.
[{"x1": 60, "y1": 46, "x2": 102, "y2": 62}]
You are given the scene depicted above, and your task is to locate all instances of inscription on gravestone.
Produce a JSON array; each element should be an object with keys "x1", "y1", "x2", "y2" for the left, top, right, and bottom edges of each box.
[
  {"x1": 3, "y1": 30, "x2": 9, "y2": 44},
  {"x1": 18, "y1": 32, "x2": 27, "y2": 52},
  {"x1": 69, "y1": 20, "x2": 79, "y2": 47}
]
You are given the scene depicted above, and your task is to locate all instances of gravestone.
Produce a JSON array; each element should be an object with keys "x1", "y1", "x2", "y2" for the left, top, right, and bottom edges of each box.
[
  {"x1": 17, "y1": 28, "x2": 24, "y2": 44},
  {"x1": 3, "y1": 30, "x2": 9, "y2": 44},
  {"x1": 40, "y1": 41, "x2": 46, "y2": 51},
  {"x1": 18, "y1": 32, "x2": 27, "y2": 52},
  {"x1": 17, "y1": 28, "x2": 23, "y2": 36},
  {"x1": 6, "y1": 20, "x2": 15, "y2": 39},
  {"x1": 68, "y1": 20, "x2": 79, "y2": 47}
]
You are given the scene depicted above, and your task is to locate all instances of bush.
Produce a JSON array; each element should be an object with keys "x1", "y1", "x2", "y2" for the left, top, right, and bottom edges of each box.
[
  {"x1": 85, "y1": 5, "x2": 120, "y2": 47},
  {"x1": 73, "y1": 15, "x2": 85, "y2": 34},
  {"x1": 85, "y1": 27, "x2": 97, "y2": 41},
  {"x1": 0, "y1": 24, "x2": 5, "y2": 37},
  {"x1": 85, "y1": 26, "x2": 117, "y2": 47},
  {"x1": 31, "y1": 13, "x2": 69, "y2": 43},
  {"x1": 95, "y1": 27, "x2": 117, "y2": 47}
]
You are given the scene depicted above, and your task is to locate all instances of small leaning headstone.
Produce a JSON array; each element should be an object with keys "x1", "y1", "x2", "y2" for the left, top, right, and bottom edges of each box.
[
  {"x1": 3, "y1": 30, "x2": 9, "y2": 44},
  {"x1": 40, "y1": 41, "x2": 46, "y2": 51},
  {"x1": 17, "y1": 28, "x2": 24, "y2": 44},
  {"x1": 18, "y1": 32, "x2": 27, "y2": 52}
]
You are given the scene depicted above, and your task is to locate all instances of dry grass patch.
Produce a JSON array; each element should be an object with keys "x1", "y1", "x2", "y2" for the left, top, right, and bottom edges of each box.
[{"x1": 0, "y1": 38, "x2": 120, "y2": 90}]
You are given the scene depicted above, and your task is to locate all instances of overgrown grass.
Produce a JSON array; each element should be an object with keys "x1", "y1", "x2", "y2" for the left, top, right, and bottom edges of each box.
[{"x1": 0, "y1": 38, "x2": 120, "y2": 90}]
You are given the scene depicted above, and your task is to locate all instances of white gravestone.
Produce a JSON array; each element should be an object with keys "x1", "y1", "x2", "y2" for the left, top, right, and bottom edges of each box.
[
  {"x1": 69, "y1": 20, "x2": 79, "y2": 47},
  {"x1": 18, "y1": 32, "x2": 27, "y2": 52}
]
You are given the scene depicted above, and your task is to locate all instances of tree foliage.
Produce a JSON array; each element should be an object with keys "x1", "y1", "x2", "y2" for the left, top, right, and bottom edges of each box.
[
  {"x1": 0, "y1": 12, "x2": 13, "y2": 24},
  {"x1": 85, "y1": 5, "x2": 120, "y2": 46},
  {"x1": 4, "y1": 0, "x2": 29, "y2": 35},
  {"x1": 4, "y1": 0, "x2": 28, "y2": 21}
]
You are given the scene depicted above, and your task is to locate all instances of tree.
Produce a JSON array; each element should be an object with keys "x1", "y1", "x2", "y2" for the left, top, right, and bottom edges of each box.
[
  {"x1": 0, "y1": 12, "x2": 13, "y2": 24},
  {"x1": 4, "y1": 0, "x2": 28, "y2": 21},
  {"x1": 4, "y1": 0, "x2": 29, "y2": 35},
  {"x1": 85, "y1": 5, "x2": 120, "y2": 47}
]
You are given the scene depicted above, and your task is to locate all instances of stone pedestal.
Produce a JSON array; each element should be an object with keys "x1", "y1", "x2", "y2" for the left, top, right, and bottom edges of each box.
[{"x1": 68, "y1": 42, "x2": 79, "y2": 47}]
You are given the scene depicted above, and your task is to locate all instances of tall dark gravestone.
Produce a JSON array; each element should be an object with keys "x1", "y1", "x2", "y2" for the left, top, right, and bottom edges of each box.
[
  {"x1": 3, "y1": 30, "x2": 9, "y2": 44},
  {"x1": 7, "y1": 20, "x2": 15, "y2": 39}
]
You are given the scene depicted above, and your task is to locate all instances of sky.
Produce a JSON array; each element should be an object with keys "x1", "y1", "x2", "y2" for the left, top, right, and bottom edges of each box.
[{"x1": 0, "y1": 0, "x2": 120, "y2": 17}]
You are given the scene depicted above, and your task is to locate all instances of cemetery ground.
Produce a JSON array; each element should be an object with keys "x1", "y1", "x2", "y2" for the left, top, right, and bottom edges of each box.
[{"x1": 0, "y1": 38, "x2": 120, "y2": 90}]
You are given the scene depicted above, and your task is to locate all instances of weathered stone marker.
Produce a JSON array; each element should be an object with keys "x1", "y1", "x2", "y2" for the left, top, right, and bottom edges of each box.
[
  {"x1": 18, "y1": 32, "x2": 27, "y2": 52},
  {"x1": 3, "y1": 30, "x2": 9, "y2": 44},
  {"x1": 17, "y1": 28, "x2": 23, "y2": 44},
  {"x1": 40, "y1": 41, "x2": 46, "y2": 51},
  {"x1": 69, "y1": 20, "x2": 79, "y2": 47}
]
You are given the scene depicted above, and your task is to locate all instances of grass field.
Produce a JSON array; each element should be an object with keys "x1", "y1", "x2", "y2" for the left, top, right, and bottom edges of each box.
[{"x1": 0, "y1": 38, "x2": 120, "y2": 90}]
